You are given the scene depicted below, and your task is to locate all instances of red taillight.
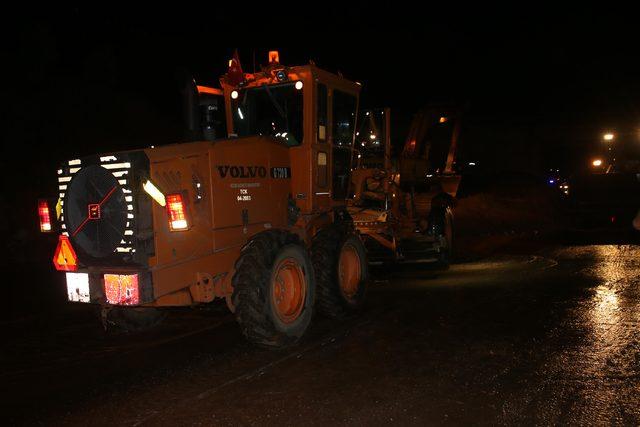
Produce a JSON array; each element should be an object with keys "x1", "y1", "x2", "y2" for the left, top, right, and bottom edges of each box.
[
  {"x1": 38, "y1": 200, "x2": 52, "y2": 232},
  {"x1": 166, "y1": 193, "x2": 189, "y2": 231},
  {"x1": 104, "y1": 274, "x2": 139, "y2": 305}
]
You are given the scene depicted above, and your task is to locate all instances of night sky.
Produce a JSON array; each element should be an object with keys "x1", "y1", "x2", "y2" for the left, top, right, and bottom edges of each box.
[{"x1": 3, "y1": 5, "x2": 640, "y2": 242}]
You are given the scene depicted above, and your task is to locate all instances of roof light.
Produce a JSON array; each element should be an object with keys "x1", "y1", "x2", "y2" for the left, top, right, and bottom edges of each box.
[
  {"x1": 439, "y1": 116, "x2": 448, "y2": 123},
  {"x1": 143, "y1": 179, "x2": 166, "y2": 206},
  {"x1": 38, "y1": 200, "x2": 52, "y2": 232},
  {"x1": 295, "y1": 81, "x2": 303, "y2": 90},
  {"x1": 166, "y1": 193, "x2": 189, "y2": 231},
  {"x1": 275, "y1": 70, "x2": 287, "y2": 81},
  {"x1": 231, "y1": 90, "x2": 239, "y2": 99},
  {"x1": 592, "y1": 159, "x2": 603, "y2": 167}
]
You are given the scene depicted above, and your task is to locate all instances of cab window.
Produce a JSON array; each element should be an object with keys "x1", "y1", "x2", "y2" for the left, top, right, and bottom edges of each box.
[
  {"x1": 332, "y1": 90, "x2": 357, "y2": 199},
  {"x1": 317, "y1": 83, "x2": 327, "y2": 142},
  {"x1": 232, "y1": 82, "x2": 304, "y2": 146}
]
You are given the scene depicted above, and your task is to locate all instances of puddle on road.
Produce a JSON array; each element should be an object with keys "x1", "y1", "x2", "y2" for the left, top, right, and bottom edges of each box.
[
  {"x1": 579, "y1": 245, "x2": 640, "y2": 380},
  {"x1": 377, "y1": 255, "x2": 558, "y2": 288},
  {"x1": 498, "y1": 244, "x2": 640, "y2": 424},
  {"x1": 451, "y1": 255, "x2": 557, "y2": 273}
]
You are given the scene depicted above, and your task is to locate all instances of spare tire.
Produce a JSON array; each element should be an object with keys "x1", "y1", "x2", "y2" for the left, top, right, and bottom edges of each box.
[{"x1": 64, "y1": 165, "x2": 127, "y2": 258}]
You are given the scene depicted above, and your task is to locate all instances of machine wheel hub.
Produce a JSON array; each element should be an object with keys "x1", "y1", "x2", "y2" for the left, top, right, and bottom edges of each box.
[
  {"x1": 271, "y1": 257, "x2": 306, "y2": 324},
  {"x1": 338, "y1": 243, "x2": 362, "y2": 299}
]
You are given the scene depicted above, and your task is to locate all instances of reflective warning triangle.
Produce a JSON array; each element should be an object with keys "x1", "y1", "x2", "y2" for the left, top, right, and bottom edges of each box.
[{"x1": 53, "y1": 235, "x2": 78, "y2": 271}]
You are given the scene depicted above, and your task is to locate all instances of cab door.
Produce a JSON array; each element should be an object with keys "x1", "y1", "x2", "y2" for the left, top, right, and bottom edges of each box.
[
  {"x1": 330, "y1": 88, "x2": 358, "y2": 201},
  {"x1": 311, "y1": 76, "x2": 359, "y2": 211},
  {"x1": 312, "y1": 82, "x2": 331, "y2": 211}
]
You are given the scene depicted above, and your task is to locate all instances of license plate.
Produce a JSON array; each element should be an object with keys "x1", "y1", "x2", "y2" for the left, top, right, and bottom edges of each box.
[{"x1": 66, "y1": 272, "x2": 90, "y2": 303}]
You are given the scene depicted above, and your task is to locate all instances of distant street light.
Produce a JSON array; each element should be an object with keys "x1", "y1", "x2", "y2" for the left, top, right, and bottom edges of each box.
[
  {"x1": 602, "y1": 133, "x2": 616, "y2": 171},
  {"x1": 592, "y1": 159, "x2": 603, "y2": 167}
]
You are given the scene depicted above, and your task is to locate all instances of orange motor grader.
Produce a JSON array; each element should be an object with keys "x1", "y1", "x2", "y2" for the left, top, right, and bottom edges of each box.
[
  {"x1": 38, "y1": 52, "x2": 368, "y2": 346},
  {"x1": 348, "y1": 106, "x2": 462, "y2": 265}
]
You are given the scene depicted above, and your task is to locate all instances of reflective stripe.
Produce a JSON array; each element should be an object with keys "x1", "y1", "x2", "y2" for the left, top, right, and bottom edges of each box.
[{"x1": 102, "y1": 162, "x2": 131, "y2": 169}]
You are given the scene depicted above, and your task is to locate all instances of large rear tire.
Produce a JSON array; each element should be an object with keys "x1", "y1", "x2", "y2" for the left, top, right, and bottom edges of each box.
[
  {"x1": 312, "y1": 227, "x2": 368, "y2": 318},
  {"x1": 232, "y1": 231, "x2": 315, "y2": 347}
]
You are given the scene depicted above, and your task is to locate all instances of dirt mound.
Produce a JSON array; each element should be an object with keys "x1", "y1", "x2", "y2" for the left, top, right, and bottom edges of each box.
[{"x1": 454, "y1": 172, "x2": 563, "y2": 259}]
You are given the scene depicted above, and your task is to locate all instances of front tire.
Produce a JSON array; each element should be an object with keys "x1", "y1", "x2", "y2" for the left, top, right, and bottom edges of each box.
[
  {"x1": 312, "y1": 227, "x2": 369, "y2": 318},
  {"x1": 232, "y1": 231, "x2": 315, "y2": 347}
]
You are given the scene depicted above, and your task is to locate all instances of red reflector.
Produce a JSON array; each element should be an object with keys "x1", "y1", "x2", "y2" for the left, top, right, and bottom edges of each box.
[
  {"x1": 166, "y1": 193, "x2": 188, "y2": 231},
  {"x1": 53, "y1": 235, "x2": 78, "y2": 271},
  {"x1": 104, "y1": 274, "x2": 139, "y2": 305},
  {"x1": 38, "y1": 200, "x2": 52, "y2": 232}
]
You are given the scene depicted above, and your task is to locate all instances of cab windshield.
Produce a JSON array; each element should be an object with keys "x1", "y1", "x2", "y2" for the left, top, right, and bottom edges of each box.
[{"x1": 232, "y1": 82, "x2": 303, "y2": 146}]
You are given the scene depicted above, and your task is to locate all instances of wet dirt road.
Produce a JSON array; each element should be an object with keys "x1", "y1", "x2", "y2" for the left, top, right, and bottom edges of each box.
[{"x1": 2, "y1": 244, "x2": 640, "y2": 425}]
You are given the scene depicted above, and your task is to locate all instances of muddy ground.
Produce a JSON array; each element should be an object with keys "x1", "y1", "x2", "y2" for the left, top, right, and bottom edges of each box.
[{"x1": 2, "y1": 235, "x2": 640, "y2": 425}]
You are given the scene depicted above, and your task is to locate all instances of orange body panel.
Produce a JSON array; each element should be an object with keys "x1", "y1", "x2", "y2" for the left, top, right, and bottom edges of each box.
[{"x1": 143, "y1": 136, "x2": 291, "y2": 302}]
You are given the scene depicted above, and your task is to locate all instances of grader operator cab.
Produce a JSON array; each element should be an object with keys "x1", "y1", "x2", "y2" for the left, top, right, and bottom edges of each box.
[
  {"x1": 38, "y1": 52, "x2": 368, "y2": 347},
  {"x1": 349, "y1": 105, "x2": 462, "y2": 264}
]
